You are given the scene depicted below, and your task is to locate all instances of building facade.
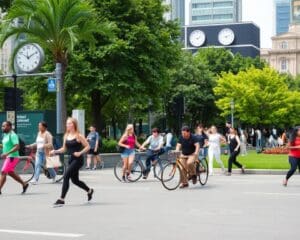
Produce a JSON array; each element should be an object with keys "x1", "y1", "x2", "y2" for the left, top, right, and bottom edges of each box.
[
  {"x1": 163, "y1": 0, "x2": 185, "y2": 25},
  {"x1": 261, "y1": 0, "x2": 300, "y2": 76},
  {"x1": 190, "y1": 0, "x2": 242, "y2": 25},
  {"x1": 275, "y1": 0, "x2": 291, "y2": 35}
]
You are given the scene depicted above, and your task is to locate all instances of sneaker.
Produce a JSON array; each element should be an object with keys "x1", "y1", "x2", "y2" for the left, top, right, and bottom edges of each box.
[
  {"x1": 126, "y1": 174, "x2": 132, "y2": 181},
  {"x1": 87, "y1": 189, "x2": 94, "y2": 201},
  {"x1": 22, "y1": 183, "x2": 29, "y2": 194},
  {"x1": 241, "y1": 166, "x2": 246, "y2": 174},
  {"x1": 85, "y1": 167, "x2": 90, "y2": 170},
  {"x1": 122, "y1": 176, "x2": 126, "y2": 182},
  {"x1": 53, "y1": 199, "x2": 65, "y2": 207},
  {"x1": 52, "y1": 176, "x2": 56, "y2": 183},
  {"x1": 179, "y1": 183, "x2": 189, "y2": 189},
  {"x1": 283, "y1": 179, "x2": 288, "y2": 187},
  {"x1": 225, "y1": 172, "x2": 232, "y2": 176},
  {"x1": 192, "y1": 175, "x2": 197, "y2": 185},
  {"x1": 143, "y1": 172, "x2": 149, "y2": 180},
  {"x1": 92, "y1": 167, "x2": 97, "y2": 170},
  {"x1": 29, "y1": 179, "x2": 38, "y2": 185}
]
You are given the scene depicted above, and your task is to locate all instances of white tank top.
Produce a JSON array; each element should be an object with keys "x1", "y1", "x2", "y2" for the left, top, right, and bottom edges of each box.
[
  {"x1": 208, "y1": 133, "x2": 221, "y2": 149},
  {"x1": 36, "y1": 135, "x2": 45, "y2": 150}
]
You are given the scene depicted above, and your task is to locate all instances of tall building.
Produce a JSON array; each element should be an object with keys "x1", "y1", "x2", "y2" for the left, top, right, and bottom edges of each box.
[
  {"x1": 163, "y1": 0, "x2": 185, "y2": 26},
  {"x1": 275, "y1": 0, "x2": 291, "y2": 35},
  {"x1": 190, "y1": 0, "x2": 242, "y2": 25},
  {"x1": 261, "y1": 0, "x2": 300, "y2": 76}
]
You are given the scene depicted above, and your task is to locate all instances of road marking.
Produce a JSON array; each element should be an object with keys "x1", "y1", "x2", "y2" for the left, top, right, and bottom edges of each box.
[
  {"x1": 0, "y1": 229, "x2": 84, "y2": 238},
  {"x1": 244, "y1": 192, "x2": 300, "y2": 197}
]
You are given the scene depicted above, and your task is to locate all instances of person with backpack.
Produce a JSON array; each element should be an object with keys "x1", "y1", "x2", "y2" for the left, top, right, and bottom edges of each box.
[
  {"x1": 118, "y1": 124, "x2": 141, "y2": 182},
  {"x1": 86, "y1": 125, "x2": 101, "y2": 170},
  {"x1": 0, "y1": 121, "x2": 29, "y2": 195},
  {"x1": 163, "y1": 129, "x2": 174, "y2": 153},
  {"x1": 226, "y1": 127, "x2": 245, "y2": 176},
  {"x1": 26, "y1": 121, "x2": 56, "y2": 184}
]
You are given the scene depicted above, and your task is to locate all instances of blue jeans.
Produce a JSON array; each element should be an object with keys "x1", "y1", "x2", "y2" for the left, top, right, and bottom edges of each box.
[
  {"x1": 34, "y1": 151, "x2": 56, "y2": 181},
  {"x1": 144, "y1": 149, "x2": 164, "y2": 175},
  {"x1": 256, "y1": 138, "x2": 262, "y2": 152}
]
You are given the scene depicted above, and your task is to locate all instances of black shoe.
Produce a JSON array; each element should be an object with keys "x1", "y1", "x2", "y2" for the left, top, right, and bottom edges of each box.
[
  {"x1": 122, "y1": 176, "x2": 126, "y2": 182},
  {"x1": 22, "y1": 183, "x2": 29, "y2": 194},
  {"x1": 53, "y1": 199, "x2": 65, "y2": 207},
  {"x1": 143, "y1": 172, "x2": 149, "y2": 180},
  {"x1": 87, "y1": 189, "x2": 94, "y2": 202},
  {"x1": 192, "y1": 175, "x2": 197, "y2": 185}
]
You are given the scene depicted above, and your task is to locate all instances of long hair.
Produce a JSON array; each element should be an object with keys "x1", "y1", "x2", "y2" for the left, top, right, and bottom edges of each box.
[
  {"x1": 122, "y1": 124, "x2": 135, "y2": 138},
  {"x1": 289, "y1": 126, "x2": 300, "y2": 145},
  {"x1": 65, "y1": 117, "x2": 80, "y2": 137}
]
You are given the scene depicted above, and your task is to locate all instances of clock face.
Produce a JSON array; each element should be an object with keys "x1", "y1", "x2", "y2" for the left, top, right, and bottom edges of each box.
[
  {"x1": 218, "y1": 28, "x2": 235, "y2": 46},
  {"x1": 189, "y1": 30, "x2": 206, "y2": 47},
  {"x1": 15, "y1": 44, "x2": 44, "y2": 73}
]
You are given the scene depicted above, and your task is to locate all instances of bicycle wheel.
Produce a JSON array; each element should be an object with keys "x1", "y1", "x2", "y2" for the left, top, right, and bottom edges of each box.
[
  {"x1": 161, "y1": 162, "x2": 181, "y2": 191},
  {"x1": 153, "y1": 159, "x2": 169, "y2": 181},
  {"x1": 128, "y1": 160, "x2": 143, "y2": 182},
  {"x1": 199, "y1": 158, "x2": 208, "y2": 186},
  {"x1": 15, "y1": 158, "x2": 35, "y2": 183},
  {"x1": 114, "y1": 159, "x2": 123, "y2": 182}
]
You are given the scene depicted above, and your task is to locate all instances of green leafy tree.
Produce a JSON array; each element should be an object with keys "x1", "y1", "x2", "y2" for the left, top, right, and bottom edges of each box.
[
  {"x1": 214, "y1": 67, "x2": 300, "y2": 127},
  {"x1": 167, "y1": 51, "x2": 217, "y2": 130},
  {"x1": 0, "y1": 0, "x2": 107, "y2": 130},
  {"x1": 65, "y1": 0, "x2": 181, "y2": 132}
]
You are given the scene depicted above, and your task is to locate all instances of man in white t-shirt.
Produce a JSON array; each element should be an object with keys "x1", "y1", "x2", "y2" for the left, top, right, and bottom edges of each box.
[{"x1": 140, "y1": 128, "x2": 164, "y2": 179}]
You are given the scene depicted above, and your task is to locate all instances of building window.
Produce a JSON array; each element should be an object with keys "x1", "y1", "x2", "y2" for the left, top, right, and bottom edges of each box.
[
  {"x1": 280, "y1": 41, "x2": 288, "y2": 49},
  {"x1": 213, "y1": 1, "x2": 233, "y2": 8},
  {"x1": 280, "y1": 58, "x2": 288, "y2": 72}
]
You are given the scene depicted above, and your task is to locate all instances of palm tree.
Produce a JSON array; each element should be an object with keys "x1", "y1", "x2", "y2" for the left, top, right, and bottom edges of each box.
[{"x1": 0, "y1": 0, "x2": 102, "y2": 132}]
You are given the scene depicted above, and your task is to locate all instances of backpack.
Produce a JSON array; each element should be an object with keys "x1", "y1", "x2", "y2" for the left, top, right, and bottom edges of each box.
[
  {"x1": 8, "y1": 134, "x2": 26, "y2": 156},
  {"x1": 170, "y1": 136, "x2": 177, "y2": 147}
]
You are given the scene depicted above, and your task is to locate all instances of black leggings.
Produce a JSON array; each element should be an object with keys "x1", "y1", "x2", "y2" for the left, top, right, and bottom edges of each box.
[
  {"x1": 61, "y1": 159, "x2": 90, "y2": 199},
  {"x1": 286, "y1": 156, "x2": 300, "y2": 180},
  {"x1": 228, "y1": 150, "x2": 243, "y2": 173}
]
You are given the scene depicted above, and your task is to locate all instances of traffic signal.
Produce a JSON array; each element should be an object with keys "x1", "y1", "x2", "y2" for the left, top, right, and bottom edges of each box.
[{"x1": 4, "y1": 87, "x2": 23, "y2": 111}]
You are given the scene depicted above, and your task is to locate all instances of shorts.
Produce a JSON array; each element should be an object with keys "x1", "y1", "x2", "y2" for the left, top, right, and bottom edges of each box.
[
  {"x1": 1, "y1": 157, "x2": 19, "y2": 174},
  {"x1": 121, "y1": 149, "x2": 135, "y2": 158},
  {"x1": 88, "y1": 149, "x2": 99, "y2": 156}
]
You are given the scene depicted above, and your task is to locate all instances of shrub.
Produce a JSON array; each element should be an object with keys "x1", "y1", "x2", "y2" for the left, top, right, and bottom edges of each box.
[{"x1": 100, "y1": 138, "x2": 118, "y2": 153}]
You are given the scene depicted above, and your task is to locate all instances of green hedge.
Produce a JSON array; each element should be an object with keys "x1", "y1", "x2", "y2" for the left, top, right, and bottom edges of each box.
[{"x1": 100, "y1": 138, "x2": 118, "y2": 153}]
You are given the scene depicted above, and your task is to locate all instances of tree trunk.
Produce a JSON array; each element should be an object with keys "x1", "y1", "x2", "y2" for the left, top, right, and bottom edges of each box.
[{"x1": 90, "y1": 89, "x2": 110, "y2": 137}]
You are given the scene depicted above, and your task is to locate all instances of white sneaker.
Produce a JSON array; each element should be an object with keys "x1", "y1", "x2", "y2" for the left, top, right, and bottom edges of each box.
[{"x1": 30, "y1": 179, "x2": 38, "y2": 185}]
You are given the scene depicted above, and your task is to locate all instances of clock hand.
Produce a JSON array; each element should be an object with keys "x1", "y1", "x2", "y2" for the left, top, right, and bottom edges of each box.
[{"x1": 28, "y1": 52, "x2": 38, "y2": 59}]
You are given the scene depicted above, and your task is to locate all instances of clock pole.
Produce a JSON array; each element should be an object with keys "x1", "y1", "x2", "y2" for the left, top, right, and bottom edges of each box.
[
  {"x1": 55, "y1": 63, "x2": 63, "y2": 135},
  {"x1": 12, "y1": 74, "x2": 17, "y2": 133}
]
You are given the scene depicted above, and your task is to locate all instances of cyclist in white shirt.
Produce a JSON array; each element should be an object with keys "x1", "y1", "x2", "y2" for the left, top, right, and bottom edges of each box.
[{"x1": 140, "y1": 128, "x2": 164, "y2": 179}]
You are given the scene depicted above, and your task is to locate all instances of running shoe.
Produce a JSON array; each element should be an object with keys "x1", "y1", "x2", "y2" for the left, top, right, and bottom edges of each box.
[
  {"x1": 53, "y1": 199, "x2": 65, "y2": 207},
  {"x1": 21, "y1": 183, "x2": 29, "y2": 194},
  {"x1": 87, "y1": 189, "x2": 94, "y2": 201}
]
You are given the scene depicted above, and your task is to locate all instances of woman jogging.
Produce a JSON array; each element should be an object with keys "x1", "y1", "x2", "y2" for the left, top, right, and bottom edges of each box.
[
  {"x1": 226, "y1": 128, "x2": 245, "y2": 176},
  {"x1": 283, "y1": 126, "x2": 300, "y2": 186},
  {"x1": 27, "y1": 121, "x2": 56, "y2": 184},
  {"x1": 207, "y1": 126, "x2": 226, "y2": 176},
  {"x1": 50, "y1": 117, "x2": 94, "y2": 206},
  {"x1": 118, "y1": 124, "x2": 141, "y2": 182}
]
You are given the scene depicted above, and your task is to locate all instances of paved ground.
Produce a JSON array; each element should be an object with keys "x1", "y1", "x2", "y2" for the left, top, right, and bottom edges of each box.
[{"x1": 0, "y1": 169, "x2": 299, "y2": 240}]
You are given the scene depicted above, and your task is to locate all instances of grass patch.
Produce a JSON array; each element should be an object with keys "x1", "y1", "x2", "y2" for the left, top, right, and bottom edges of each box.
[{"x1": 213, "y1": 150, "x2": 289, "y2": 170}]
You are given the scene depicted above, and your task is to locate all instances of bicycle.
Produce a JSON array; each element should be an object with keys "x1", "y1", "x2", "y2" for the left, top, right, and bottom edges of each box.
[
  {"x1": 14, "y1": 150, "x2": 66, "y2": 183},
  {"x1": 114, "y1": 150, "x2": 169, "y2": 182},
  {"x1": 161, "y1": 151, "x2": 209, "y2": 191}
]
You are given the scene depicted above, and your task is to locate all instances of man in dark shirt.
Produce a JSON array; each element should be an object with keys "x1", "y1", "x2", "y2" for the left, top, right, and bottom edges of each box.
[{"x1": 176, "y1": 126, "x2": 200, "y2": 188}]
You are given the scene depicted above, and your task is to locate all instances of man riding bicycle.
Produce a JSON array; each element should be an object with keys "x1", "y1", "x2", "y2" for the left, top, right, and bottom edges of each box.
[
  {"x1": 140, "y1": 128, "x2": 164, "y2": 179},
  {"x1": 176, "y1": 126, "x2": 200, "y2": 188}
]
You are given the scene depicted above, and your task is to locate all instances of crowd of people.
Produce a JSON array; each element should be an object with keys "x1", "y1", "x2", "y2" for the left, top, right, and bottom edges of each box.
[{"x1": 0, "y1": 117, "x2": 299, "y2": 205}]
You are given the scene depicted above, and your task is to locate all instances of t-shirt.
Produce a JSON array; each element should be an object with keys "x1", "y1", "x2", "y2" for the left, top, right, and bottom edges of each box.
[
  {"x1": 196, "y1": 133, "x2": 208, "y2": 148},
  {"x1": 178, "y1": 134, "x2": 198, "y2": 156},
  {"x1": 2, "y1": 131, "x2": 19, "y2": 157},
  {"x1": 87, "y1": 131, "x2": 99, "y2": 149},
  {"x1": 289, "y1": 137, "x2": 300, "y2": 158},
  {"x1": 165, "y1": 133, "x2": 173, "y2": 147},
  {"x1": 145, "y1": 135, "x2": 164, "y2": 150}
]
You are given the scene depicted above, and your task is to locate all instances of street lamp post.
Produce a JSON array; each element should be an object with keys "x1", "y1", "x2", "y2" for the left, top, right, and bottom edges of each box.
[{"x1": 230, "y1": 99, "x2": 234, "y2": 128}]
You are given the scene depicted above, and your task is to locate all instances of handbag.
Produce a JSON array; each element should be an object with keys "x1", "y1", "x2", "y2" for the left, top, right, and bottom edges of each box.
[{"x1": 46, "y1": 155, "x2": 62, "y2": 168}]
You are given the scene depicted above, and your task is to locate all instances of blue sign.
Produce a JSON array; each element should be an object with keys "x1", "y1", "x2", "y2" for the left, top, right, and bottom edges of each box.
[{"x1": 47, "y1": 78, "x2": 56, "y2": 92}]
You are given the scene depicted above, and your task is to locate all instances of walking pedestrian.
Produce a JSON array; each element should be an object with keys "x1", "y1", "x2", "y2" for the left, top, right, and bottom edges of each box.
[
  {"x1": 283, "y1": 126, "x2": 300, "y2": 186},
  {"x1": 50, "y1": 117, "x2": 93, "y2": 206},
  {"x1": 226, "y1": 128, "x2": 245, "y2": 176},
  {"x1": 86, "y1": 125, "x2": 101, "y2": 170},
  {"x1": 0, "y1": 121, "x2": 29, "y2": 195},
  {"x1": 207, "y1": 126, "x2": 226, "y2": 176},
  {"x1": 195, "y1": 124, "x2": 208, "y2": 160},
  {"x1": 118, "y1": 124, "x2": 141, "y2": 182},
  {"x1": 27, "y1": 121, "x2": 57, "y2": 184},
  {"x1": 240, "y1": 130, "x2": 248, "y2": 156}
]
